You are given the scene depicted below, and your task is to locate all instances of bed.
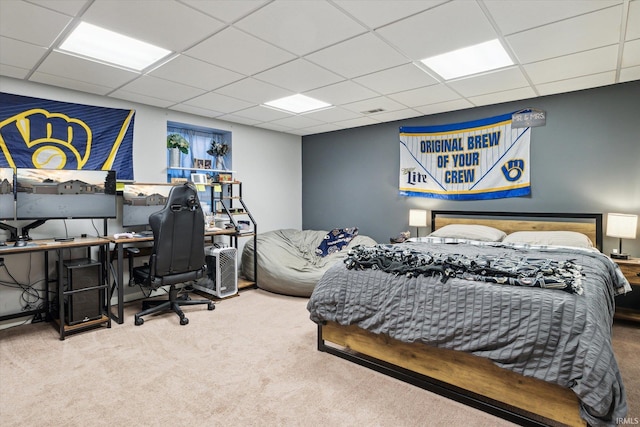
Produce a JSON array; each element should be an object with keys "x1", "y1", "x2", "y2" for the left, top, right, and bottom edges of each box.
[{"x1": 307, "y1": 211, "x2": 631, "y2": 427}]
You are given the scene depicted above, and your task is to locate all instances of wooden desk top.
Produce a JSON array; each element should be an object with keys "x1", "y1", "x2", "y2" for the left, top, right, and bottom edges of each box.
[
  {"x1": 0, "y1": 236, "x2": 110, "y2": 255},
  {"x1": 105, "y1": 228, "x2": 237, "y2": 244}
]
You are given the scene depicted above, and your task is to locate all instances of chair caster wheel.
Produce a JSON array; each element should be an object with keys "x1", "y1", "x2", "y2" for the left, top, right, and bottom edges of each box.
[
  {"x1": 208, "y1": 302, "x2": 215, "y2": 310},
  {"x1": 135, "y1": 317, "x2": 144, "y2": 326},
  {"x1": 180, "y1": 317, "x2": 189, "y2": 325}
]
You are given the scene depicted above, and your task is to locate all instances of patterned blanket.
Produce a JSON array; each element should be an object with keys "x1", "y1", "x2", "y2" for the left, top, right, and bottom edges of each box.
[{"x1": 344, "y1": 243, "x2": 584, "y2": 294}]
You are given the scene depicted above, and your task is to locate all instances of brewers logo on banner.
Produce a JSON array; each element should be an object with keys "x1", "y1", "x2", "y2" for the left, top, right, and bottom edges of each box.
[
  {"x1": 0, "y1": 93, "x2": 135, "y2": 180},
  {"x1": 399, "y1": 112, "x2": 530, "y2": 200}
]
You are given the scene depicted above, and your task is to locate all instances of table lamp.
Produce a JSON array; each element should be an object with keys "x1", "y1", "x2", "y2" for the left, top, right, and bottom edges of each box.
[
  {"x1": 409, "y1": 209, "x2": 428, "y2": 238},
  {"x1": 606, "y1": 212, "x2": 638, "y2": 260}
]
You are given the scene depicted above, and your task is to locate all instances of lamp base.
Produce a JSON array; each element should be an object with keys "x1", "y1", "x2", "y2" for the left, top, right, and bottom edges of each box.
[{"x1": 610, "y1": 252, "x2": 630, "y2": 260}]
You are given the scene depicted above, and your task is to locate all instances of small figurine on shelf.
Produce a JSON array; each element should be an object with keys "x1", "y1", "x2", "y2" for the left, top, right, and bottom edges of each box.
[{"x1": 207, "y1": 141, "x2": 229, "y2": 170}]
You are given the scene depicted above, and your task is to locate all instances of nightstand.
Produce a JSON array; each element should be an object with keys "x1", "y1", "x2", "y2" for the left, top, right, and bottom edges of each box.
[{"x1": 613, "y1": 257, "x2": 640, "y2": 323}]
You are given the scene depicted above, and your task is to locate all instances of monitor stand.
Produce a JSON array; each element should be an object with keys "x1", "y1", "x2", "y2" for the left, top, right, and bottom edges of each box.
[
  {"x1": 19, "y1": 219, "x2": 48, "y2": 241},
  {"x1": 0, "y1": 222, "x2": 19, "y2": 242}
]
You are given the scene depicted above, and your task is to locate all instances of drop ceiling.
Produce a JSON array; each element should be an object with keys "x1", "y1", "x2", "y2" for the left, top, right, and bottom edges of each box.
[{"x1": 1, "y1": 0, "x2": 638, "y2": 136}]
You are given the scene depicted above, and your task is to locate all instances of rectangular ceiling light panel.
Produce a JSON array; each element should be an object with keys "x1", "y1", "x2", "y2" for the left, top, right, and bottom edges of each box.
[
  {"x1": 420, "y1": 39, "x2": 513, "y2": 80},
  {"x1": 59, "y1": 22, "x2": 171, "y2": 71},
  {"x1": 264, "y1": 94, "x2": 332, "y2": 114}
]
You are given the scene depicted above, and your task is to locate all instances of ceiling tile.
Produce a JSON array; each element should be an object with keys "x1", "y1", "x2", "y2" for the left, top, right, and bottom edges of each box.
[
  {"x1": 370, "y1": 108, "x2": 424, "y2": 123},
  {"x1": 619, "y1": 65, "x2": 640, "y2": 82},
  {"x1": 269, "y1": 114, "x2": 325, "y2": 130},
  {"x1": 149, "y1": 55, "x2": 244, "y2": 91},
  {"x1": 333, "y1": 116, "x2": 380, "y2": 129},
  {"x1": 254, "y1": 122, "x2": 295, "y2": 133},
  {"x1": 302, "y1": 106, "x2": 363, "y2": 123},
  {"x1": 304, "y1": 80, "x2": 378, "y2": 105},
  {"x1": 0, "y1": 64, "x2": 29, "y2": 79},
  {"x1": 186, "y1": 27, "x2": 295, "y2": 76},
  {"x1": 413, "y1": 99, "x2": 475, "y2": 116},
  {"x1": 536, "y1": 71, "x2": 616, "y2": 96},
  {"x1": 216, "y1": 114, "x2": 261, "y2": 126},
  {"x1": 524, "y1": 45, "x2": 618, "y2": 84},
  {"x1": 333, "y1": 0, "x2": 445, "y2": 29},
  {"x1": 375, "y1": 1, "x2": 497, "y2": 60},
  {"x1": 81, "y1": 0, "x2": 225, "y2": 52},
  {"x1": 30, "y1": 71, "x2": 113, "y2": 95},
  {"x1": 28, "y1": 0, "x2": 89, "y2": 17},
  {"x1": 447, "y1": 67, "x2": 529, "y2": 97},
  {"x1": 184, "y1": 91, "x2": 254, "y2": 114},
  {"x1": 254, "y1": 59, "x2": 344, "y2": 93},
  {"x1": 117, "y1": 75, "x2": 207, "y2": 103},
  {"x1": 169, "y1": 103, "x2": 225, "y2": 118},
  {"x1": 306, "y1": 33, "x2": 409, "y2": 79},
  {"x1": 353, "y1": 63, "x2": 439, "y2": 95},
  {"x1": 0, "y1": 37, "x2": 48, "y2": 69},
  {"x1": 506, "y1": 6, "x2": 622, "y2": 64},
  {"x1": 485, "y1": 0, "x2": 621, "y2": 35},
  {"x1": 215, "y1": 78, "x2": 294, "y2": 104},
  {"x1": 622, "y1": 39, "x2": 640, "y2": 68},
  {"x1": 108, "y1": 89, "x2": 174, "y2": 108},
  {"x1": 298, "y1": 123, "x2": 342, "y2": 135},
  {"x1": 467, "y1": 86, "x2": 538, "y2": 107},
  {"x1": 36, "y1": 51, "x2": 138, "y2": 88},
  {"x1": 388, "y1": 84, "x2": 460, "y2": 108},
  {"x1": 235, "y1": 1, "x2": 366, "y2": 55},
  {"x1": 341, "y1": 96, "x2": 407, "y2": 114},
  {"x1": 626, "y1": 0, "x2": 640, "y2": 41},
  {"x1": 181, "y1": 0, "x2": 269, "y2": 24},
  {"x1": 0, "y1": 1, "x2": 71, "y2": 47},
  {"x1": 230, "y1": 105, "x2": 292, "y2": 122}
]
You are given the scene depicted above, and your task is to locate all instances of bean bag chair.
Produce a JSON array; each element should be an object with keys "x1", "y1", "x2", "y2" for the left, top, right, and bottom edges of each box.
[{"x1": 241, "y1": 228, "x2": 376, "y2": 297}]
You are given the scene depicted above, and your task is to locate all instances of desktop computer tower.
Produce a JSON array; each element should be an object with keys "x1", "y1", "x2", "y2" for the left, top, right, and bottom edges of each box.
[
  {"x1": 63, "y1": 259, "x2": 103, "y2": 325},
  {"x1": 194, "y1": 247, "x2": 238, "y2": 298}
]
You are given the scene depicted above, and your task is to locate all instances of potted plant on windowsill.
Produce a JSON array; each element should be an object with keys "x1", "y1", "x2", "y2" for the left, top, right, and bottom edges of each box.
[{"x1": 167, "y1": 134, "x2": 189, "y2": 167}]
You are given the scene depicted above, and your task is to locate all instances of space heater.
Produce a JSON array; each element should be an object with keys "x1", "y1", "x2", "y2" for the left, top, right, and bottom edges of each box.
[{"x1": 194, "y1": 247, "x2": 238, "y2": 298}]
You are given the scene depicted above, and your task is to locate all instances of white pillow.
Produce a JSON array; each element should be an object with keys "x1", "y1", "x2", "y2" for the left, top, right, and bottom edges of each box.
[
  {"x1": 502, "y1": 231, "x2": 593, "y2": 248},
  {"x1": 429, "y1": 224, "x2": 506, "y2": 242}
]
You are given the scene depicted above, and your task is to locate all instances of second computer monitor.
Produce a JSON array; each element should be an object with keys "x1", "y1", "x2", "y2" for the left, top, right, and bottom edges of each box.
[{"x1": 121, "y1": 183, "x2": 176, "y2": 229}]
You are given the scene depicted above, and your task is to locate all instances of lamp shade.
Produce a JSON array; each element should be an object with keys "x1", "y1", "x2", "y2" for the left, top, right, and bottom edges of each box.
[
  {"x1": 409, "y1": 209, "x2": 428, "y2": 227},
  {"x1": 606, "y1": 213, "x2": 638, "y2": 239}
]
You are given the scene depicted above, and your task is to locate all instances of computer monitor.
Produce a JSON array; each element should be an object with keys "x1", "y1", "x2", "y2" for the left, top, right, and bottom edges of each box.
[
  {"x1": 15, "y1": 168, "x2": 117, "y2": 238},
  {"x1": 121, "y1": 183, "x2": 176, "y2": 230},
  {"x1": 0, "y1": 167, "x2": 14, "y2": 220},
  {"x1": 0, "y1": 167, "x2": 18, "y2": 241}
]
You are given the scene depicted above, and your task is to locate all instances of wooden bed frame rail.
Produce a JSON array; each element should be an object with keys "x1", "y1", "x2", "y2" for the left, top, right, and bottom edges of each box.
[{"x1": 318, "y1": 322, "x2": 584, "y2": 427}]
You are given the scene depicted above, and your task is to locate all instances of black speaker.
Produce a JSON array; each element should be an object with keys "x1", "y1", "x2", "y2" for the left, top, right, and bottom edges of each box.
[{"x1": 63, "y1": 259, "x2": 103, "y2": 325}]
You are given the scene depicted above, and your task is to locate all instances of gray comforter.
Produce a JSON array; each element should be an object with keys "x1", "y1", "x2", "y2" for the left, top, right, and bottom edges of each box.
[{"x1": 307, "y1": 240, "x2": 630, "y2": 426}]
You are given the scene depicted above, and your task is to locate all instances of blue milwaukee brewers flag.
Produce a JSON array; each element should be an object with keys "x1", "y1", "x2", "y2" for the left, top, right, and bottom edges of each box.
[
  {"x1": 0, "y1": 93, "x2": 135, "y2": 180},
  {"x1": 399, "y1": 112, "x2": 531, "y2": 200}
]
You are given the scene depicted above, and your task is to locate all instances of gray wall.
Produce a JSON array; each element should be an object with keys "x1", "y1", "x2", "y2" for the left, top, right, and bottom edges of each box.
[{"x1": 302, "y1": 81, "x2": 640, "y2": 257}]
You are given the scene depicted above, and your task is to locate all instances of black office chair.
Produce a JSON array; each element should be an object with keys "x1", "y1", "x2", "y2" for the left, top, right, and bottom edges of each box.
[{"x1": 130, "y1": 182, "x2": 214, "y2": 326}]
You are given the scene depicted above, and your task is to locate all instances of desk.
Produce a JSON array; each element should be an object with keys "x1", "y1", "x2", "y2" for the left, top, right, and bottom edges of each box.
[
  {"x1": 106, "y1": 229, "x2": 237, "y2": 324},
  {"x1": 0, "y1": 237, "x2": 111, "y2": 339}
]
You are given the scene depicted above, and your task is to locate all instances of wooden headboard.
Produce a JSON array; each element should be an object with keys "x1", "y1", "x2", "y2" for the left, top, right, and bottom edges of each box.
[{"x1": 431, "y1": 210, "x2": 603, "y2": 251}]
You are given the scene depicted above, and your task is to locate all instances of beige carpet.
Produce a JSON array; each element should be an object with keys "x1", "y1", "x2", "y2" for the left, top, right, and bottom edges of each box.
[{"x1": 0, "y1": 289, "x2": 637, "y2": 426}]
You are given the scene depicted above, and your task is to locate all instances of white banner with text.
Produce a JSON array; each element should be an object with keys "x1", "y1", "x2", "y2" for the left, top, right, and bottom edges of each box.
[{"x1": 399, "y1": 112, "x2": 531, "y2": 200}]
